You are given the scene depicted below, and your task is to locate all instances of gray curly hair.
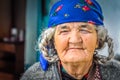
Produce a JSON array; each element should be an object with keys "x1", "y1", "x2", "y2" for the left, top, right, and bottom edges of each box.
[{"x1": 38, "y1": 26, "x2": 114, "y2": 64}]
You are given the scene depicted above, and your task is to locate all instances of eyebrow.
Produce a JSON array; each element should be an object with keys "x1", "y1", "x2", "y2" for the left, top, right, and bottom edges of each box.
[
  {"x1": 58, "y1": 25, "x2": 69, "y2": 29},
  {"x1": 80, "y1": 24, "x2": 94, "y2": 30},
  {"x1": 80, "y1": 24, "x2": 89, "y2": 28}
]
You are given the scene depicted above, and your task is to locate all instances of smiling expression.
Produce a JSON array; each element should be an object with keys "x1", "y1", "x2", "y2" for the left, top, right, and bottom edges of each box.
[{"x1": 54, "y1": 22, "x2": 98, "y2": 63}]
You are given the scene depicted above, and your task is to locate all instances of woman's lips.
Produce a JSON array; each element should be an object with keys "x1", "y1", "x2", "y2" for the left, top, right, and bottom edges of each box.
[{"x1": 68, "y1": 48, "x2": 85, "y2": 50}]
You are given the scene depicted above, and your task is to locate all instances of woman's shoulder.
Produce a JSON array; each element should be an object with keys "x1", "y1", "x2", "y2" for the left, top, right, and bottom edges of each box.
[
  {"x1": 100, "y1": 59, "x2": 120, "y2": 69},
  {"x1": 20, "y1": 62, "x2": 45, "y2": 80},
  {"x1": 20, "y1": 62, "x2": 56, "y2": 80},
  {"x1": 99, "y1": 59, "x2": 120, "y2": 80}
]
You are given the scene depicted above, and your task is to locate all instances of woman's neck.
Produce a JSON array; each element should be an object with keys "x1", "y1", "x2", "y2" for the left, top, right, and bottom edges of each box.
[{"x1": 61, "y1": 61, "x2": 92, "y2": 79}]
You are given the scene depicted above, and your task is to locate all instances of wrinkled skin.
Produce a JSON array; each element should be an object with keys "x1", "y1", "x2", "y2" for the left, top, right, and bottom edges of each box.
[{"x1": 54, "y1": 22, "x2": 98, "y2": 79}]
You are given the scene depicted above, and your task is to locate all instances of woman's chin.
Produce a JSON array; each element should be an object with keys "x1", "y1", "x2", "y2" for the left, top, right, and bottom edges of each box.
[
  {"x1": 61, "y1": 56, "x2": 86, "y2": 63},
  {"x1": 62, "y1": 54, "x2": 87, "y2": 63}
]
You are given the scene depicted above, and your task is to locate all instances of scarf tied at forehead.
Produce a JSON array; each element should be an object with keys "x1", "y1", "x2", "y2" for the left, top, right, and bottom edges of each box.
[{"x1": 48, "y1": 0, "x2": 104, "y2": 28}]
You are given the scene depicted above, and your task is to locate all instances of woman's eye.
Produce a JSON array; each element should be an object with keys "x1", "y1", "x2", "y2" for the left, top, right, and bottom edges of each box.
[
  {"x1": 62, "y1": 30, "x2": 68, "y2": 32},
  {"x1": 79, "y1": 29, "x2": 91, "y2": 34},
  {"x1": 60, "y1": 30, "x2": 69, "y2": 34}
]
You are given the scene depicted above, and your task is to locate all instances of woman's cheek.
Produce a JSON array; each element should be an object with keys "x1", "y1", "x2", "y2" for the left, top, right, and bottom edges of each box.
[
  {"x1": 83, "y1": 36, "x2": 97, "y2": 53},
  {"x1": 55, "y1": 35, "x2": 68, "y2": 54}
]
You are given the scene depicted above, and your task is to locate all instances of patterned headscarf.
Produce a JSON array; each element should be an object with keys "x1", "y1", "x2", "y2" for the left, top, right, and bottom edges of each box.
[{"x1": 48, "y1": 0, "x2": 104, "y2": 27}]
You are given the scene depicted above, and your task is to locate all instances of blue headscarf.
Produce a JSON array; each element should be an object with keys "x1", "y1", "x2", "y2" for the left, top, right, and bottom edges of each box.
[{"x1": 48, "y1": 0, "x2": 104, "y2": 28}]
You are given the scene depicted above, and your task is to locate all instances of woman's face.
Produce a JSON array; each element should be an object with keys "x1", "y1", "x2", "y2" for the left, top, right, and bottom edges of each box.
[{"x1": 54, "y1": 22, "x2": 98, "y2": 63}]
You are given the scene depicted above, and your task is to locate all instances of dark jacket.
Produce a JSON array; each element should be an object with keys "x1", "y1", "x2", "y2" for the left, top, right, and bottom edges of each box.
[{"x1": 20, "y1": 60, "x2": 120, "y2": 80}]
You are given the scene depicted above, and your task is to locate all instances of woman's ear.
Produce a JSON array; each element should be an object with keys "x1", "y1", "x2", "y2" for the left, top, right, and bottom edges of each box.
[
  {"x1": 96, "y1": 40, "x2": 99, "y2": 48},
  {"x1": 53, "y1": 27, "x2": 57, "y2": 49},
  {"x1": 53, "y1": 38, "x2": 56, "y2": 49},
  {"x1": 96, "y1": 44, "x2": 98, "y2": 49}
]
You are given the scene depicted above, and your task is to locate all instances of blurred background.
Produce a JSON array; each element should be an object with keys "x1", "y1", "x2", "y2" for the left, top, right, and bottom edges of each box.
[{"x1": 0, "y1": 0, "x2": 120, "y2": 80}]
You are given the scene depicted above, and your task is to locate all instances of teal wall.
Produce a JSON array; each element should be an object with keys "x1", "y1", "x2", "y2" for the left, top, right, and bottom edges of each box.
[
  {"x1": 25, "y1": 0, "x2": 41, "y2": 69},
  {"x1": 25, "y1": 0, "x2": 51, "y2": 70}
]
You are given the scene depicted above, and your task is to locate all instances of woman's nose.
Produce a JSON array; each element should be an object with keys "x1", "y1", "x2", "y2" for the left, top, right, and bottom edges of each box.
[{"x1": 69, "y1": 31, "x2": 82, "y2": 43}]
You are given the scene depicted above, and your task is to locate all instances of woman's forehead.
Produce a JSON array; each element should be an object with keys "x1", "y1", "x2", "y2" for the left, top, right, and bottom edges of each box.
[{"x1": 56, "y1": 22, "x2": 96, "y2": 28}]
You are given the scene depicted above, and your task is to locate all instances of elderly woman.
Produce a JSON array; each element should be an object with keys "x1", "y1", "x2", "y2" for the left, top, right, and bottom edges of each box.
[{"x1": 21, "y1": 0, "x2": 120, "y2": 80}]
